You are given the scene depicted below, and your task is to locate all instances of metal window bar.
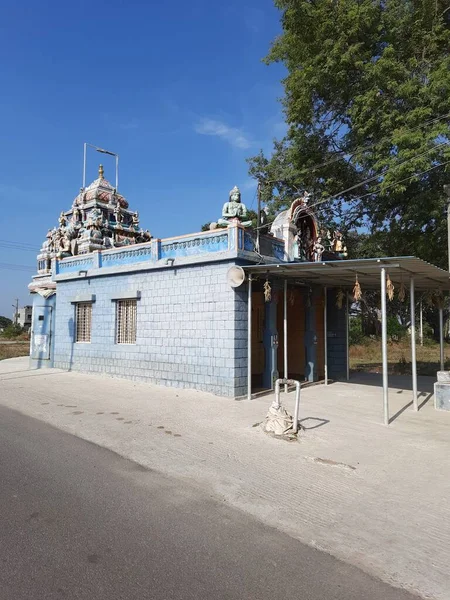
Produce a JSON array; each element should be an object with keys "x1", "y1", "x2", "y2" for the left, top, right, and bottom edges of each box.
[
  {"x1": 75, "y1": 302, "x2": 92, "y2": 343},
  {"x1": 116, "y1": 300, "x2": 137, "y2": 344}
]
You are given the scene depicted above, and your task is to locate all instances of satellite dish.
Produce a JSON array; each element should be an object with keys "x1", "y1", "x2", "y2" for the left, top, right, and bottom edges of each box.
[{"x1": 227, "y1": 265, "x2": 246, "y2": 288}]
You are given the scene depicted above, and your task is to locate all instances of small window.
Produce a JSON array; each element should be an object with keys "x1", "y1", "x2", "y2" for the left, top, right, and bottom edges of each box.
[
  {"x1": 75, "y1": 302, "x2": 92, "y2": 343},
  {"x1": 116, "y1": 299, "x2": 137, "y2": 344}
]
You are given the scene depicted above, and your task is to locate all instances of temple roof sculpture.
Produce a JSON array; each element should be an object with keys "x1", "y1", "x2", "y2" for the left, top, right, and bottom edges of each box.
[
  {"x1": 35, "y1": 165, "x2": 152, "y2": 278},
  {"x1": 72, "y1": 164, "x2": 129, "y2": 208},
  {"x1": 270, "y1": 192, "x2": 347, "y2": 262}
]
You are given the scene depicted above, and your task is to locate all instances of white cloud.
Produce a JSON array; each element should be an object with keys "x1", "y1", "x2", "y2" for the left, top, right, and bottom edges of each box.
[
  {"x1": 194, "y1": 118, "x2": 252, "y2": 149},
  {"x1": 241, "y1": 179, "x2": 257, "y2": 190}
]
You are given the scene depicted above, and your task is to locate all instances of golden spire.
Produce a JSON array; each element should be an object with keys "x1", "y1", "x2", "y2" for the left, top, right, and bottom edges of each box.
[{"x1": 98, "y1": 164, "x2": 104, "y2": 179}]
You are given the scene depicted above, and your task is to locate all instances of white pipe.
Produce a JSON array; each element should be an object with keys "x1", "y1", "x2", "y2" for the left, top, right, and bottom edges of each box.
[
  {"x1": 292, "y1": 381, "x2": 301, "y2": 434},
  {"x1": 346, "y1": 291, "x2": 350, "y2": 381},
  {"x1": 115, "y1": 154, "x2": 119, "y2": 191},
  {"x1": 410, "y1": 278, "x2": 418, "y2": 411},
  {"x1": 439, "y1": 307, "x2": 444, "y2": 371},
  {"x1": 381, "y1": 267, "x2": 389, "y2": 425},
  {"x1": 324, "y1": 286, "x2": 328, "y2": 385},
  {"x1": 247, "y1": 276, "x2": 252, "y2": 401},
  {"x1": 274, "y1": 378, "x2": 301, "y2": 433},
  {"x1": 284, "y1": 279, "x2": 288, "y2": 393},
  {"x1": 82, "y1": 142, "x2": 87, "y2": 189}
]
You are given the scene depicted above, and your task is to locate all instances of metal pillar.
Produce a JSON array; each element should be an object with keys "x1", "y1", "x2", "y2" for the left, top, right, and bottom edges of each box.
[
  {"x1": 381, "y1": 268, "x2": 389, "y2": 425},
  {"x1": 410, "y1": 279, "x2": 418, "y2": 411},
  {"x1": 346, "y1": 291, "x2": 350, "y2": 381},
  {"x1": 324, "y1": 287, "x2": 328, "y2": 385},
  {"x1": 439, "y1": 307, "x2": 444, "y2": 371},
  {"x1": 247, "y1": 277, "x2": 252, "y2": 401},
  {"x1": 419, "y1": 300, "x2": 423, "y2": 346},
  {"x1": 284, "y1": 280, "x2": 288, "y2": 393}
]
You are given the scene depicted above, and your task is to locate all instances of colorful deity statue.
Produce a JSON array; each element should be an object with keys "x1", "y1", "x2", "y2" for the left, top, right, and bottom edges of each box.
[{"x1": 218, "y1": 186, "x2": 252, "y2": 227}]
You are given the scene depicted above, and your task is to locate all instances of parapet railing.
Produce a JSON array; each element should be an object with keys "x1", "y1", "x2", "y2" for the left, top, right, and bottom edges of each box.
[{"x1": 55, "y1": 224, "x2": 285, "y2": 275}]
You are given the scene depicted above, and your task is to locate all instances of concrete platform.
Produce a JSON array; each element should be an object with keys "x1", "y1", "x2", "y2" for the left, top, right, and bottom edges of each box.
[{"x1": 1, "y1": 357, "x2": 449, "y2": 599}]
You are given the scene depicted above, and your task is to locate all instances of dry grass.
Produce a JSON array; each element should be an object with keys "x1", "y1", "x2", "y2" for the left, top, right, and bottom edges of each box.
[
  {"x1": 350, "y1": 338, "x2": 450, "y2": 376},
  {"x1": 0, "y1": 341, "x2": 30, "y2": 361}
]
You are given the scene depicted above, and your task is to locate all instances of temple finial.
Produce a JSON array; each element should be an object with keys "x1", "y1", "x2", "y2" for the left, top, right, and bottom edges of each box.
[{"x1": 98, "y1": 164, "x2": 104, "y2": 179}]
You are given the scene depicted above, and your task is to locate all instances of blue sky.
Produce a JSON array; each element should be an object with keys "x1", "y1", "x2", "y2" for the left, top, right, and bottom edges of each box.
[{"x1": 0, "y1": 0, "x2": 285, "y2": 317}]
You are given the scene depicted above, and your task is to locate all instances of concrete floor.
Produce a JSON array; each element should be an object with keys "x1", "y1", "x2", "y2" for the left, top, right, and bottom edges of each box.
[
  {"x1": 0, "y1": 404, "x2": 417, "y2": 600},
  {"x1": 1, "y1": 357, "x2": 449, "y2": 599}
]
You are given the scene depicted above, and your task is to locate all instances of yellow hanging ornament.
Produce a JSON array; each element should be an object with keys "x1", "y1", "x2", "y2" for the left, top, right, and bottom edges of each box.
[
  {"x1": 353, "y1": 275, "x2": 362, "y2": 302},
  {"x1": 336, "y1": 289, "x2": 345, "y2": 309},
  {"x1": 398, "y1": 281, "x2": 406, "y2": 302},
  {"x1": 386, "y1": 274, "x2": 394, "y2": 301},
  {"x1": 263, "y1": 279, "x2": 272, "y2": 303}
]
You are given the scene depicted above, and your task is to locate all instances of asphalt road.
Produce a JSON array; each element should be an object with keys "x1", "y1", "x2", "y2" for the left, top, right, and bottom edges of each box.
[{"x1": 0, "y1": 406, "x2": 417, "y2": 600}]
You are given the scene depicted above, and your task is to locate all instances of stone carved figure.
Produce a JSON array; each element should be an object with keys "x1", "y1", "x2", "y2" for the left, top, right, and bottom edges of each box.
[
  {"x1": 299, "y1": 191, "x2": 311, "y2": 206},
  {"x1": 313, "y1": 237, "x2": 325, "y2": 262},
  {"x1": 86, "y1": 207, "x2": 104, "y2": 230},
  {"x1": 45, "y1": 229, "x2": 54, "y2": 253},
  {"x1": 218, "y1": 186, "x2": 252, "y2": 227},
  {"x1": 332, "y1": 231, "x2": 343, "y2": 252},
  {"x1": 137, "y1": 229, "x2": 152, "y2": 243},
  {"x1": 114, "y1": 203, "x2": 123, "y2": 225},
  {"x1": 132, "y1": 211, "x2": 139, "y2": 228},
  {"x1": 72, "y1": 206, "x2": 81, "y2": 223},
  {"x1": 58, "y1": 211, "x2": 67, "y2": 228}
]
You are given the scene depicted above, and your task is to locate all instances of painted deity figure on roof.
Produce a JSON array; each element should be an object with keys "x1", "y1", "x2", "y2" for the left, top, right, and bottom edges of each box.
[{"x1": 218, "y1": 186, "x2": 252, "y2": 227}]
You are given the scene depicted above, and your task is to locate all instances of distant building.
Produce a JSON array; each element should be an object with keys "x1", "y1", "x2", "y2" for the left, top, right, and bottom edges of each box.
[{"x1": 15, "y1": 305, "x2": 32, "y2": 330}]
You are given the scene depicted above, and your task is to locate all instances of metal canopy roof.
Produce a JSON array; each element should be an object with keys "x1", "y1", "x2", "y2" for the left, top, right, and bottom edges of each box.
[{"x1": 243, "y1": 256, "x2": 450, "y2": 292}]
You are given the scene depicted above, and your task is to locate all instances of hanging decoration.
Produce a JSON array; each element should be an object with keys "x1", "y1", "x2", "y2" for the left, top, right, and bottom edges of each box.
[
  {"x1": 306, "y1": 288, "x2": 312, "y2": 308},
  {"x1": 263, "y1": 279, "x2": 272, "y2": 303},
  {"x1": 386, "y1": 274, "x2": 395, "y2": 301},
  {"x1": 398, "y1": 280, "x2": 406, "y2": 302},
  {"x1": 289, "y1": 289, "x2": 295, "y2": 306},
  {"x1": 353, "y1": 275, "x2": 362, "y2": 302},
  {"x1": 336, "y1": 288, "x2": 345, "y2": 309}
]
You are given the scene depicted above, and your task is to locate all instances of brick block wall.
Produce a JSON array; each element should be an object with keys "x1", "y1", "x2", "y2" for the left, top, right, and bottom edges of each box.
[{"x1": 53, "y1": 261, "x2": 248, "y2": 397}]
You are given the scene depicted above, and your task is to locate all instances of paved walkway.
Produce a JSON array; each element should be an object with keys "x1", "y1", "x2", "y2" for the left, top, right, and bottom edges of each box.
[{"x1": 1, "y1": 357, "x2": 449, "y2": 599}]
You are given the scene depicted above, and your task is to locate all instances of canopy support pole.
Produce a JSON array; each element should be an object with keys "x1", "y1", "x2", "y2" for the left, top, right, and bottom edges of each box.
[
  {"x1": 410, "y1": 278, "x2": 418, "y2": 411},
  {"x1": 247, "y1": 276, "x2": 252, "y2": 401},
  {"x1": 419, "y1": 300, "x2": 423, "y2": 346},
  {"x1": 324, "y1": 287, "x2": 328, "y2": 385},
  {"x1": 283, "y1": 280, "x2": 288, "y2": 393},
  {"x1": 381, "y1": 268, "x2": 389, "y2": 425},
  {"x1": 346, "y1": 291, "x2": 350, "y2": 381},
  {"x1": 439, "y1": 307, "x2": 445, "y2": 372}
]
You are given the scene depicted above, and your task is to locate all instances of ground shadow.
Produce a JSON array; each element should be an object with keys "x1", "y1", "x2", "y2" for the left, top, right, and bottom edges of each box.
[
  {"x1": 348, "y1": 371, "x2": 435, "y2": 394},
  {"x1": 298, "y1": 417, "x2": 330, "y2": 430},
  {"x1": 389, "y1": 391, "x2": 434, "y2": 424}
]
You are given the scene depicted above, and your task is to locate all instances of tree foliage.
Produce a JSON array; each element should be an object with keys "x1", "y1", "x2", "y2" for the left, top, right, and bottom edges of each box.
[
  {"x1": 0, "y1": 316, "x2": 12, "y2": 330},
  {"x1": 248, "y1": 0, "x2": 450, "y2": 266}
]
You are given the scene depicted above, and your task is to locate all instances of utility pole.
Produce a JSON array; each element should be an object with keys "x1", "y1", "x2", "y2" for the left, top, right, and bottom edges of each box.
[
  {"x1": 444, "y1": 184, "x2": 450, "y2": 272},
  {"x1": 256, "y1": 180, "x2": 262, "y2": 253},
  {"x1": 12, "y1": 298, "x2": 19, "y2": 326}
]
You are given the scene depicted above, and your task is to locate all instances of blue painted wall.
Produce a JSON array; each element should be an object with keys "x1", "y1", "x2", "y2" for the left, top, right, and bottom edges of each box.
[{"x1": 53, "y1": 260, "x2": 248, "y2": 397}]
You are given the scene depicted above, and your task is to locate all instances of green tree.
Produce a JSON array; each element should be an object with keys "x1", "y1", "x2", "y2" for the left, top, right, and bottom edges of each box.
[
  {"x1": 0, "y1": 316, "x2": 12, "y2": 330},
  {"x1": 248, "y1": 0, "x2": 450, "y2": 266},
  {"x1": 1, "y1": 324, "x2": 23, "y2": 339}
]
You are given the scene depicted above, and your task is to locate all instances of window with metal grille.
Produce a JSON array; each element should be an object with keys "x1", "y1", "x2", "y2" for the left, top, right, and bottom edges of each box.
[
  {"x1": 115, "y1": 300, "x2": 137, "y2": 344},
  {"x1": 75, "y1": 302, "x2": 92, "y2": 343}
]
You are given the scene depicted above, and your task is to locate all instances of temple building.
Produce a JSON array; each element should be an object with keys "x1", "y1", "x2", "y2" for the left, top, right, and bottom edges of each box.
[{"x1": 29, "y1": 164, "x2": 450, "y2": 421}]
